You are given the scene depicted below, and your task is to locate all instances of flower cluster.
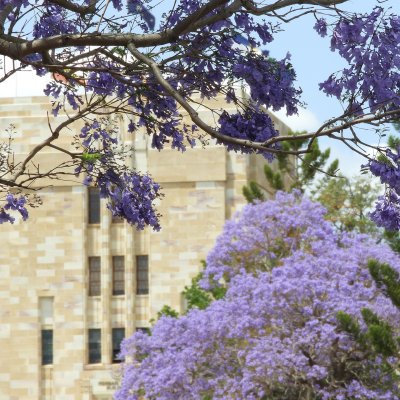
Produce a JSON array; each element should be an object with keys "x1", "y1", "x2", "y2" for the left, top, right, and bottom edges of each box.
[
  {"x1": 33, "y1": 4, "x2": 78, "y2": 39},
  {"x1": 369, "y1": 150, "x2": 400, "y2": 192},
  {"x1": 314, "y1": 18, "x2": 328, "y2": 37},
  {"x1": 97, "y1": 169, "x2": 162, "y2": 231},
  {"x1": 218, "y1": 109, "x2": 280, "y2": 161},
  {"x1": 367, "y1": 148, "x2": 400, "y2": 230},
  {"x1": 233, "y1": 52, "x2": 300, "y2": 115},
  {"x1": 116, "y1": 192, "x2": 400, "y2": 399},
  {"x1": 0, "y1": 194, "x2": 28, "y2": 224},
  {"x1": 86, "y1": 68, "x2": 128, "y2": 97},
  {"x1": 201, "y1": 190, "x2": 334, "y2": 288},
  {"x1": 370, "y1": 191, "x2": 400, "y2": 231},
  {"x1": 317, "y1": 7, "x2": 400, "y2": 115},
  {"x1": 79, "y1": 119, "x2": 118, "y2": 149}
]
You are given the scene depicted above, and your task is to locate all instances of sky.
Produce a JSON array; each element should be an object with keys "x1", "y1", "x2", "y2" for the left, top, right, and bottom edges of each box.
[{"x1": 1, "y1": 0, "x2": 399, "y2": 177}]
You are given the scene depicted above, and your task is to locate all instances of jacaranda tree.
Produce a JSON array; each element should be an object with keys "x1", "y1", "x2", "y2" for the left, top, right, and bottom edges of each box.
[
  {"x1": 0, "y1": 0, "x2": 399, "y2": 229},
  {"x1": 116, "y1": 192, "x2": 400, "y2": 399}
]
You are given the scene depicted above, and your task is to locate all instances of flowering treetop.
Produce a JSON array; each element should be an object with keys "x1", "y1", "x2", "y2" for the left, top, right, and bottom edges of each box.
[
  {"x1": 0, "y1": 0, "x2": 399, "y2": 229},
  {"x1": 116, "y1": 192, "x2": 400, "y2": 399}
]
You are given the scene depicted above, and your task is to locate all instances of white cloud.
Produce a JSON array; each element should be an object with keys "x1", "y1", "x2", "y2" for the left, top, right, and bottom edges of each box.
[{"x1": 272, "y1": 107, "x2": 321, "y2": 132}]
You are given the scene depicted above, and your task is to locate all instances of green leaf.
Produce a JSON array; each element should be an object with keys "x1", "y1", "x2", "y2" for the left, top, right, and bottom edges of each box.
[
  {"x1": 368, "y1": 260, "x2": 400, "y2": 307},
  {"x1": 243, "y1": 181, "x2": 265, "y2": 203},
  {"x1": 156, "y1": 305, "x2": 179, "y2": 319},
  {"x1": 80, "y1": 152, "x2": 102, "y2": 164},
  {"x1": 337, "y1": 311, "x2": 361, "y2": 339},
  {"x1": 361, "y1": 308, "x2": 380, "y2": 327},
  {"x1": 182, "y1": 273, "x2": 213, "y2": 310}
]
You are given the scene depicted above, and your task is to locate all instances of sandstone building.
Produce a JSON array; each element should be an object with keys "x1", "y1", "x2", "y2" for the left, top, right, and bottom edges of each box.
[{"x1": 0, "y1": 95, "x2": 289, "y2": 399}]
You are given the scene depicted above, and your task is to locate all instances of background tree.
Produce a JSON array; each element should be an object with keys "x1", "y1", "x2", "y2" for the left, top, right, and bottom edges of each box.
[
  {"x1": 117, "y1": 192, "x2": 400, "y2": 399},
  {"x1": 243, "y1": 134, "x2": 339, "y2": 201},
  {"x1": 153, "y1": 262, "x2": 226, "y2": 319},
  {"x1": 0, "y1": 1, "x2": 399, "y2": 229},
  {"x1": 313, "y1": 175, "x2": 379, "y2": 234},
  {"x1": 242, "y1": 135, "x2": 380, "y2": 235}
]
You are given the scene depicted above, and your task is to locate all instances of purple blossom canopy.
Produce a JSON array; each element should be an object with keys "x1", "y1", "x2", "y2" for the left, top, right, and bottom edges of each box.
[
  {"x1": 116, "y1": 192, "x2": 400, "y2": 400},
  {"x1": 1, "y1": 1, "x2": 400, "y2": 230}
]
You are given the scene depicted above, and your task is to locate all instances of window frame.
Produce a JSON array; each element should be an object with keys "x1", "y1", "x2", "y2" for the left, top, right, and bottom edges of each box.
[
  {"x1": 88, "y1": 257, "x2": 101, "y2": 296},
  {"x1": 88, "y1": 328, "x2": 101, "y2": 364},
  {"x1": 112, "y1": 256, "x2": 125, "y2": 296},
  {"x1": 88, "y1": 187, "x2": 100, "y2": 224},
  {"x1": 111, "y1": 328, "x2": 125, "y2": 363},
  {"x1": 136, "y1": 255, "x2": 149, "y2": 295},
  {"x1": 41, "y1": 329, "x2": 53, "y2": 365}
]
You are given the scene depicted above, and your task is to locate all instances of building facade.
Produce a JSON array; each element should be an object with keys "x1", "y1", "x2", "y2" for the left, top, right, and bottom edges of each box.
[{"x1": 0, "y1": 95, "x2": 289, "y2": 399}]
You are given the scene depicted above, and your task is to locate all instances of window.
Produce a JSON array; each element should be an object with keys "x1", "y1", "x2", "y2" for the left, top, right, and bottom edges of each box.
[
  {"x1": 88, "y1": 187, "x2": 100, "y2": 224},
  {"x1": 136, "y1": 327, "x2": 150, "y2": 335},
  {"x1": 88, "y1": 329, "x2": 101, "y2": 364},
  {"x1": 136, "y1": 255, "x2": 149, "y2": 295},
  {"x1": 112, "y1": 256, "x2": 125, "y2": 295},
  {"x1": 41, "y1": 329, "x2": 53, "y2": 365},
  {"x1": 112, "y1": 328, "x2": 125, "y2": 363},
  {"x1": 89, "y1": 257, "x2": 101, "y2": 296}
]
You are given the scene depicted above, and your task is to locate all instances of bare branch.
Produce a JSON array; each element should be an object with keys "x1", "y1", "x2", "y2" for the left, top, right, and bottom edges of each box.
[
  {"x1": 11, "y1": 98, "x2": 104, "y2": 182},
  {"x1": 242, "y1": 0, "x2": 349, "y2": 15},
  {"x1": 47, "y1": 0, "x2": 97, "y2": 15}
]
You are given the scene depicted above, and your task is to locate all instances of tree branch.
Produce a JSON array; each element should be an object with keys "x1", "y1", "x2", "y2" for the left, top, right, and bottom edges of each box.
[
  {"x1": 11, "y1": 98, "x2": 104, "y2": 182},
  {"x1": 127, "y1": 41, "x2": 400, "y2": 158},
  {"x1": 0, "y1": 0, "x2": 350, "y2": 59},
  {"x1": 127, "y1": 42, "x2": 306, "y2": 156},
  {"x1": 242, "y1": 0, "x2": 349, "y2": 15},
  {"x1": 47, "y1": 0, "x2": 97, "y2": 15}
]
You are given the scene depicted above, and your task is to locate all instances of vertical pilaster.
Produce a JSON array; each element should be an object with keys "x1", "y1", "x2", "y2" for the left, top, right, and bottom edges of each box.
[
  {"x1": 100, "y1": 204, "x2": 111, "y2": 364},
  {"x1": 125, "y1": 224, "x2": 135, "y2": 337}
]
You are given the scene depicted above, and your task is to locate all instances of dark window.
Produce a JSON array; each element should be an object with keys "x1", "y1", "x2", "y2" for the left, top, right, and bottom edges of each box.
[
  {"x1": 88, "y1": 329, "x2": 101, "y2": 364},
  {"x1": 89, "y1": 257, "x2": 101, "y2": 296},
  {"x1": 88, "y1": 187, "x2": 100, "y2": 224},
  {"x1": 41, "y1": 329, "x2": 53, "y2": 365},
  {"x1": 136, "y1": 327, "x2": 150, "y2": 335},
  {"x1": 112, "y1": 328, "x2": 125, "y2": 363},
  {"x1": 112, "y1": 256, "x2": 125, "y2": 295},
  {"x1": 136, "y1": 255, "x2": 149, "y2": 295}
]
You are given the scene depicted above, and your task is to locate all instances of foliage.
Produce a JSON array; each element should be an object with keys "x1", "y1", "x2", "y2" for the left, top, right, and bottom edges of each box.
[
  {"x1": 383, "y1": 229, "x2": 400, "y2": 254},
  {"x1": 182, "y1": 269, "x2": 227, "y2": 311},
  {"x1": 314, "y1": 175, "x2": 379, "y2": 234},
  {"x1": 243, "y1": 136, "x2": 338, "y2": 201},
  {"x1": 117, "y1": 192, "x2": 400, "y2": 399},
  {"x1": 155, "y1": 305, "x2": 179, "y2": 320},
  {"x1": 153, "y1": 266, "x2": 227, "y2": 321},
  {"x1": 0, "y1": 1, "x2": 399, "y2": 230},
  {"x1": 182, "y1": 272, "x2": 214, "y2": 311}
]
